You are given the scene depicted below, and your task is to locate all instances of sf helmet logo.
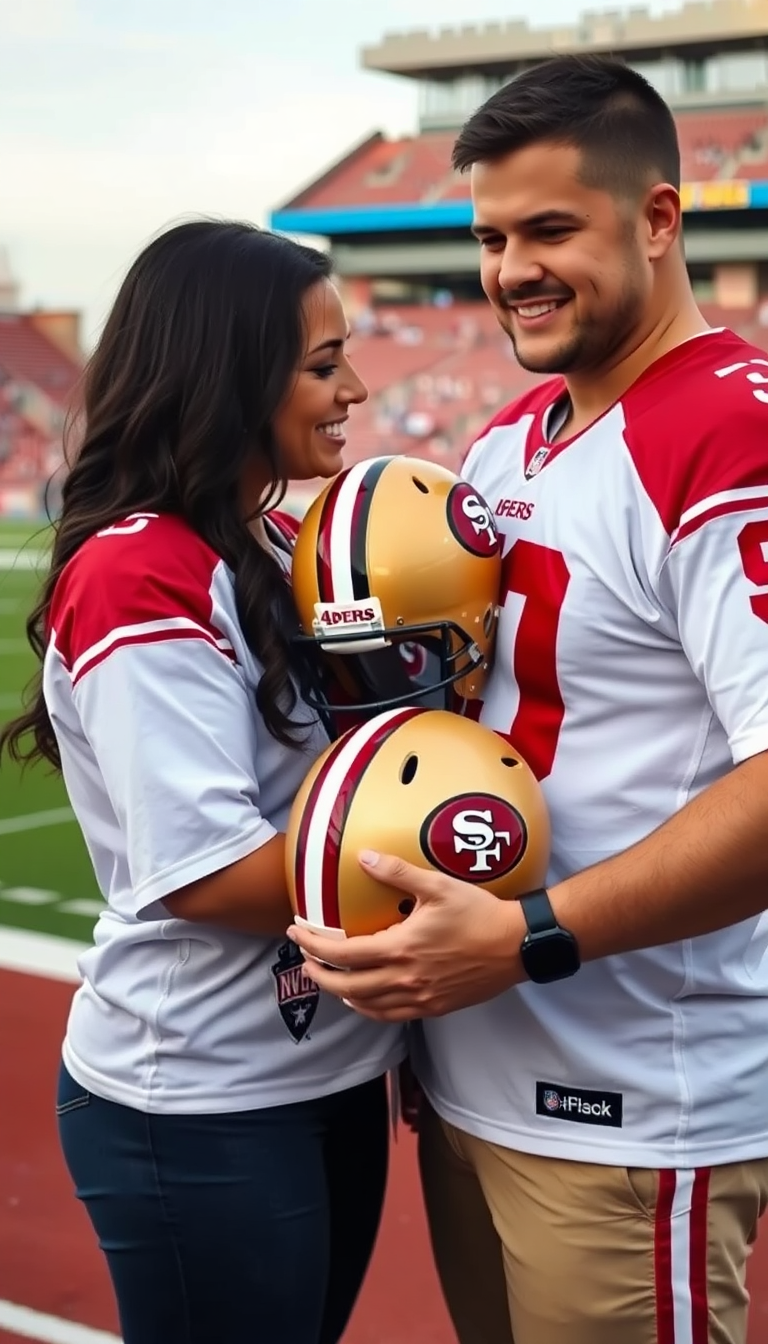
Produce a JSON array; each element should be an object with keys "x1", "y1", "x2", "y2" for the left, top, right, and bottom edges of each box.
[
  {"x1": 398, "y1": 641, "x2": 428, "y2": 678},
  {"x1": 447, "y1": 483, "x2": 500, "y2": 558},
  {"x1": 452, "y1": 808, "x2": 512, "y2": 874},
  {"x1": 420, "y1": 792, "x2": 527, "y2": 882}
]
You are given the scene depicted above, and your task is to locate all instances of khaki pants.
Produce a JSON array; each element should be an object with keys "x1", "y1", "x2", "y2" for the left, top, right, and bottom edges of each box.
[{"x1": 418, "y1": 1102, "x2": 768, "y2": 1344}]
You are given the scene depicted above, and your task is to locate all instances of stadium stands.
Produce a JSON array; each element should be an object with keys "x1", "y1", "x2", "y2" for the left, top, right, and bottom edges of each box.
[
  {"x1": 0, "y1": 314, "x2": 81, "y2": 406},
  {"x1": 0, "y1": 314, "x2": 81, "y2": 511},
  {"x1": 285, "y1": 108, "x2": 768, "y2": 214},
  {"x1": 268, "y1": 297, "x2": 763, "y2": 513},
  {"x1": 2, "y1": 288, "x2": 767, "y2": 518}
]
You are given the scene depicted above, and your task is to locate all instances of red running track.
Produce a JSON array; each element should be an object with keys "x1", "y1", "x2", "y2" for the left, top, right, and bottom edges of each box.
[{"x1": 1, "y1": 965, "x2": 767, "y2": 1344}]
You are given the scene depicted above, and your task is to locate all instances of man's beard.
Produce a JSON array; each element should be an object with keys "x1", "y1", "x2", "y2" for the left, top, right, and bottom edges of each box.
[{"x1": 500, "y1": 262, "x2": 646, "y2": 376}]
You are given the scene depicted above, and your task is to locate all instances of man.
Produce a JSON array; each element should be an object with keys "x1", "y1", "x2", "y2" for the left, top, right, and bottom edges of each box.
[{"x1": 289, "y1": 54, "x2": 768, "y2": 1344}]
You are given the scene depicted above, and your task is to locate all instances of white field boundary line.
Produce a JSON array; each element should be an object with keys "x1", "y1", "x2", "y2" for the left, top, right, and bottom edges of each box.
[
  {"x1": 0, "y1": 548, "x2": 47, "y2": 571},
  {"x1": 0, "y1": 927, "x2": 85, "y2": 982},
  {"x1": 0, "y1": 1299, "x2": 121, "y2": 1344},
  {"x1": 0, "y1": 806, "x2": 75, "y2": 836}
]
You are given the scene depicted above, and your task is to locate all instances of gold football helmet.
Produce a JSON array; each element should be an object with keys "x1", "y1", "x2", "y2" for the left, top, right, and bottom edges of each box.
[
  {"x1": 285, "y1": 706, "x2": 550, "y2": 939},
  {"x1": 290, "y1": 456, "x2": 502, "y2": 728}
]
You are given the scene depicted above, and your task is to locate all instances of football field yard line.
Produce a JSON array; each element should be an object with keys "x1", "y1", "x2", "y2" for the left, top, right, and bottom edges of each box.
[
  {"x1": 0, "y1": 806, "x2": 75, "y2": 836},
  {"x1": 0, "y1": 1299, "x2": 121, "y2": 1343},
  {"x1": 0, "y1": 886, "x2": 59, "y2": 905},
  {"x1": 0, "y1": 927, "x2": 85, "y2": 981},
  {"x1": 0, "y1": 548, "x2": 46, "y2": 570}
]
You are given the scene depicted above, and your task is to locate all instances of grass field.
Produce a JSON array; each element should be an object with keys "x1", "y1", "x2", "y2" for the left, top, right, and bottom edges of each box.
[{"x1": 0, "y1": 518, "x2": 101, "y2": 944}]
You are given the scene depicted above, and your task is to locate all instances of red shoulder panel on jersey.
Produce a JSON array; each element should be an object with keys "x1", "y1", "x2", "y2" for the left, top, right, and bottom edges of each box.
[
  {"x1": 621, "y1": 330, "x2": 768, "y2": 543},
  {"x1": 49, "y1": 512, "x2": 235, "y2": 685}
]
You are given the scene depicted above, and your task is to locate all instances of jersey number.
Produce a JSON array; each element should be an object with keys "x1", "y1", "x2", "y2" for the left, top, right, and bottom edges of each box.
[
  {"x1": 500, "y1": 524, "x2": 768, "y2": 781},
  {"x1": 737, "y1": 520, "x2": 768, "y2": 624},
  {"x1": 96, "y1": 512, "x2": 159, "y2": 538},
  {"x1": 500, "y1": 540, "x2": 570, "y2": 781}
]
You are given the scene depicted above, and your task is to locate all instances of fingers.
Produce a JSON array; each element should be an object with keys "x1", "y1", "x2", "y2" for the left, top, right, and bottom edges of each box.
[
  {"x1": 287, "y1": 853, "x2": 445, "y2": 965},
  {"x1": 296, "y1": 956, "x2": 405, "y2": 1003},
  {"x1": 287, "y1": 922, "x2": 400, "y2": 969},
  {"x1": 359, "y1": 849, "x2": 446, "y2": 900},
  {"x1": 343, "y1": 999, "x2": 421, "y2": 1023},
  {"x1": 293, "y1": 951, "x2": 429, "y2": 1018}
]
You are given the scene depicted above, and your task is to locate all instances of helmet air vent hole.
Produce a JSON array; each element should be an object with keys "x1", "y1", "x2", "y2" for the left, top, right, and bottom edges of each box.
[
  {"x1": 501, "y1": 756, "x2": 519, "y2": 768},
  {"x1": 483, "y1": 604, "x2": 495, "y2": 637},
  {"x1": 412, "y1": 477, "x2": 429, "y2": 493},
  {"x1": 398, "y1": 898, "x2": 415, "y2": 916},
  {"x1": 400, "y1": 753, "x2": 419, "y2": 784}
]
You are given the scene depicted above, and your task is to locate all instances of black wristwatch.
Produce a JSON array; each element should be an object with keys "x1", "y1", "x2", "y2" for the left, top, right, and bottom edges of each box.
[{"x1": 519, "y1": 889, "x2": 581, "y2": 984}]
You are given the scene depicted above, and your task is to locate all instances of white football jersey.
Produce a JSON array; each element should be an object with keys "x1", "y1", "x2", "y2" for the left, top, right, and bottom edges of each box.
[
  {"x1": 413, "y1": 329, "x2": 768, "y2": 1166},
  {"x1": 44, "y1": 511, "x2": 403, "y2": 1113}
]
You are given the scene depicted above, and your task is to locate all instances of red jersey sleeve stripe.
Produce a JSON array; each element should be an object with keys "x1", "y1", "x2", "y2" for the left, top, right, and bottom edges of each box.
[
  {"x1": 60, "y1": 617, "x2": 236, "y2": 685},
  {"x1": 670, "y1": 489, "x2": 768, "y2": 548}
]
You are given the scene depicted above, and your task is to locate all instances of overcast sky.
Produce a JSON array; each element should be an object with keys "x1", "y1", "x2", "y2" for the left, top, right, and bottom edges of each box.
[{"x1": 3, "y1": 0, "x2": 671, "y2": 341}]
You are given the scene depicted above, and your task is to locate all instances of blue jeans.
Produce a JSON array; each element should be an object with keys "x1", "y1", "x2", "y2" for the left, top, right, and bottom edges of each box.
[{"x1": 57, "y1": 1062, "x2": 389, "y2": 1344}]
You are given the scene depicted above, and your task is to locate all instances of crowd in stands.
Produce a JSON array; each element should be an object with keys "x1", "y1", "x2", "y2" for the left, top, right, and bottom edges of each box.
[
  {"x1": 2, "y1": 297, "x2": 768, "y2": 517},
  {"x1": 333, "y1": 298, "x2": 768, "y2": 477}
]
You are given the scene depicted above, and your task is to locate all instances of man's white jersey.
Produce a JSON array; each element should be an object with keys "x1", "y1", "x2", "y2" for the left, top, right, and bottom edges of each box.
[
  {"x1": 413, "y1": 329, "x2": 768, "y2": 1167},
  {"x1": 44, "y1": 511, "x2": 403, "y2": 1113}
]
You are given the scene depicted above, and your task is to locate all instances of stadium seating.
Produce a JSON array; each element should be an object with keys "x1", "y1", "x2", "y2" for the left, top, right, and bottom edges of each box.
[
  {"x1": 308, "y1": 299, "x2": 768, "y2": 502},
  {"x1": 289, "y1": 133, "x2": 458, "y2": 208},
  {"x1": 0, "y1": 316, "x2": 80, "y2": 504},
  {"x1": 288, "y1": 108, "x2": 768, "y2": 214},
  {"x1": 1, "y1": 297, "x2": 767, "y2": 514},
  {"x1": 0, "y1": 389, "x2": 51, "y2": 492},
  {"x1": 676, "y1": 108, "x2": 768, "y2": 180},
  {"x1": 0, "y1": 315, "x2": 81, "y2": 405}
]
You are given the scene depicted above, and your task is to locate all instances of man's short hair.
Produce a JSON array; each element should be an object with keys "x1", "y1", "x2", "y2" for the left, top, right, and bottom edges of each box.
[{"x1": 452, "y1": 54, "x2": 681, "y2": 197}]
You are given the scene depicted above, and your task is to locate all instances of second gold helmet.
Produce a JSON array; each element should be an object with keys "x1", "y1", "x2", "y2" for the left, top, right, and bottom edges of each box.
[{"x1": 291, "y1": 455, "x2": 502, "y2": 727}]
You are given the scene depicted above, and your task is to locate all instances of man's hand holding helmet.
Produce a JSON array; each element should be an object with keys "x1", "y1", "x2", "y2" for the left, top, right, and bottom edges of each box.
[{"x1": 288, "y1": 847, "x2": 531, "y2": 1020}]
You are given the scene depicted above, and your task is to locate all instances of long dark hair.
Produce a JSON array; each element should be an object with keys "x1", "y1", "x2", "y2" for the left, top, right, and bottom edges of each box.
[{"x1": 0, "y1": 219, "x2": 333, "y2": 770}]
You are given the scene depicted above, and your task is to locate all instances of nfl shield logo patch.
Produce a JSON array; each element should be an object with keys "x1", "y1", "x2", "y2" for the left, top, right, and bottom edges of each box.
[
  {"x1": 543, "y1": 1088, "x2": 562, "y2": 1112},
  {"x1": 525, "y1": 446, "x2": 550, "y2": 479},
  {"x1": 272, "y1": 941, "x2": 319, "y2": 1043}
]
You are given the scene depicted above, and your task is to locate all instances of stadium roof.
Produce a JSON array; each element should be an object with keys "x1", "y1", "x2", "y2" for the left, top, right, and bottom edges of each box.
[{"x1": 362, "y1": 0, "x2": 768, "y2": 78}]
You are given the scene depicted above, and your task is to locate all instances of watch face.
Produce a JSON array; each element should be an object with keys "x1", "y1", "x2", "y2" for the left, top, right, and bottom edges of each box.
[{"x1": 523, "y1": 930, "x2": 580, "y2": 984}]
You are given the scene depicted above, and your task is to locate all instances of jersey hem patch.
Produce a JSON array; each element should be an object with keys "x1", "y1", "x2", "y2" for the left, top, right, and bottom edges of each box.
[
  {"x1": 420, "y1": 1087, "x2": 768, "y2": 1167},
  {"x1": 535, "y1": 1080, "x2": 623, "y2": 1128}
]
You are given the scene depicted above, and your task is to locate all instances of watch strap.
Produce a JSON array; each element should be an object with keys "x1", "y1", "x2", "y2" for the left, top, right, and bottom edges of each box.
[{"x1": 519, "y1": 888, "x2": 556, "y2": 936}]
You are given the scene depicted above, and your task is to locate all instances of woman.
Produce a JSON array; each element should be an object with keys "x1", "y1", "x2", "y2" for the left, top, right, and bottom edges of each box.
[{"x1": 0, "y1": 220, "x2": 404, "y2": 1344}]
